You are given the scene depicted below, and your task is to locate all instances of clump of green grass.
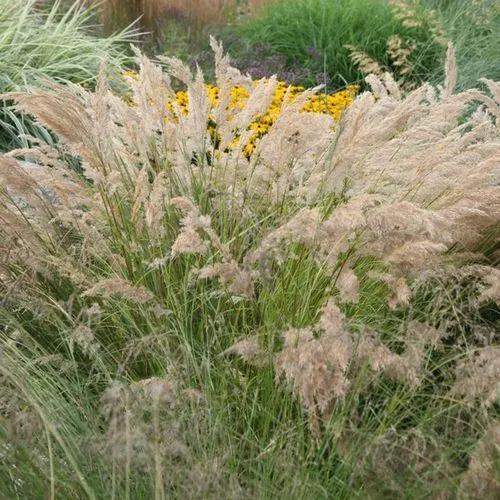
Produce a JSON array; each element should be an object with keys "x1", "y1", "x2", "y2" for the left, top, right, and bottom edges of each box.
[
  {"x1": 230, "y1": 0, "x2": 446, "y2": 89},
  {"x1": 0, "y1": 0, "x2": 134, "y2": 151},
  {"x1": 423, "y1": 0, "x2": 500, "y2": 89},
  {"x1": 0, "y1": 42, "x2": 498, "y2": 498}
]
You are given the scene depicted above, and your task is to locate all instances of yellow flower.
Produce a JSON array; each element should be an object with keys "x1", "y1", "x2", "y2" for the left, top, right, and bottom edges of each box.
[{"x1": 125, "y1": 72, "x2": 358, "y2": 158}]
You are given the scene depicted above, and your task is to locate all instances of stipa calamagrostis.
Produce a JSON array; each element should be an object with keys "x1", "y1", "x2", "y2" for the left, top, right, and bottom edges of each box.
[{"x1": 0, "y1": 40, "x2": 499, "y2": 498}]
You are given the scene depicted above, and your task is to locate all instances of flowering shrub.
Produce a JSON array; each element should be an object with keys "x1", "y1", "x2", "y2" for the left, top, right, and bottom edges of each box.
[{"x1": 0, "y1": 40, "x2": 499, "y2": 497}]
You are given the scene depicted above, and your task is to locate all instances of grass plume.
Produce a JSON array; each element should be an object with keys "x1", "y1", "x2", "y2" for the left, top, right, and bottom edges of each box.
[{"x1": 0, "y1": 40, "x2": 499, "y2": 498}]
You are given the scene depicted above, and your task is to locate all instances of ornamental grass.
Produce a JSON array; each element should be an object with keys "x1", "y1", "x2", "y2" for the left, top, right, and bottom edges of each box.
[
  {"x1": 0, "y1": 40, "x2": 499, "y2": 498},
  {"x1": 166, "y1": 81, "x2": 357, "y2": 156},
  {"x1": 0, "y1": 0, "x2": 134, "y2": 151}
]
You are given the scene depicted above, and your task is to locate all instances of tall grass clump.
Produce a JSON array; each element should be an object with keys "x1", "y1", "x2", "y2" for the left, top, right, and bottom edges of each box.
[
  {"x1": 423, "y1": 0, "x2": 500, "y2": 89},
  {"x1": 0, "y1": 40, "x2": 499, "y2": 498},
  {"x1": 232, "y1": 0, "x2": 446, "y2": 88},
  {"x1": 0, "y1": 0, "x2": 133, "y2": 151}
]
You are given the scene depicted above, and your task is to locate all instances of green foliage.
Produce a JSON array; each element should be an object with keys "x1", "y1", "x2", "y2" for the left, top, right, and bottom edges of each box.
[
  {"x1": 0, "y1": 0, "x2": 134, "y2": 150},
  {"x1": 423, "y1": 0, "x2": 500, "y2": 89},
  {"x1": 231, "y1": 0, "x2": 445, "y2": 89},
  {"x1": 1, "y1": 240, "x2": 491, "y2": 499}
]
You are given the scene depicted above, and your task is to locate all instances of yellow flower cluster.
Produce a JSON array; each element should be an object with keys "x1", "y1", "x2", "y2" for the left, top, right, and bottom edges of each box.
[
  {"x1": 173, "y1": 81, "x2": 358, "y2": 156},
  {"x1": 123, "y1": 69, "x2": 357, "y2": 157}
]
